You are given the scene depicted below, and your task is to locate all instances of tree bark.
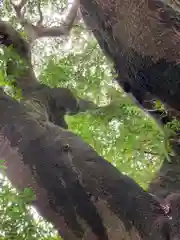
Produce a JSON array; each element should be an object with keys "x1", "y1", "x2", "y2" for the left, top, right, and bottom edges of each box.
[
  {"x1": 3, "y1": 0, "x2": 180, "y2": 237},
  {"x1": 0, "y1": 19, "x2": 171, "y2": 240},
  {"x1": 0, "y1": 88, "x2": 166, "y2": 240},
  {"x1": 80, "y1": 0, "x2": 180, "y2": 112},
  {"x1": 79, "y1": 0, "x2": 180, "y2": 196},
  {"x1": 79, "y1": 0, "x2": 180, "y2": 239}
]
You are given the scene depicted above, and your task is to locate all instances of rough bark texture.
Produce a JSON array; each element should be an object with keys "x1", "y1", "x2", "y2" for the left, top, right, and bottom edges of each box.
[
  {"x1": 79, "y1": 0, "x2": 180, "y2": 192},
  {"x1": 1, "y1": 0, "x2": 180, "y2": 239},
  {"x1": 80, "y1": 0, "x2": 180, "y2": 111},
  {"x1": 0, "y1": 20, "x2": 168, "y2": 240},
  {"x1": 79, "y1": 0, "x2": 180, "y2": 239},
  {"x1": 0, "y1": 79, "x2": 165, "y2": 240},
  {"x1": 0, "y1": 93, "x2": 166, "y2": 239}
]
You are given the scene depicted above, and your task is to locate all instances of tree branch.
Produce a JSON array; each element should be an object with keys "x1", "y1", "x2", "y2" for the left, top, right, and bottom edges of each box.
[
  {"x1": 10, "y1": 0, "x2": 80, "y2": 40},
  {"x1": 10, "y1": 0, "x2": 27, "y2": 20},
  {"x1": 0, "y1": 20, "x2": 37, "y2": 89},
  {"x1": 0, "y1": 21, "x2": 99, "y2": 130},
  {"x1": 36, "y1": 0, "x2": 43, "y2": 26},
  {"x1": 0, "y1": 87, "x2": 168, "y2": 240}
]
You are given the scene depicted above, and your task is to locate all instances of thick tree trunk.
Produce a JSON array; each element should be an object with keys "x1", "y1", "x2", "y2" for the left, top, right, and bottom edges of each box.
[
  {"x1": 1, "y1": 3, "x2": 180, "y2": 238},
  {"x1": 80, "y1": 0, "x2": 180, "y2": 112},
  {"x1": 0, "y1": 88, "x2": 165, "y2": 240},
  {"x1": 0, "y1": 21, "x2": 165, "y2": 240},
  {"x1": 79, "y1": 0, "x2": 180, "y2": 239},
  {"x1": 79, "y1": 0, "x2": 180, "y2": 196}
]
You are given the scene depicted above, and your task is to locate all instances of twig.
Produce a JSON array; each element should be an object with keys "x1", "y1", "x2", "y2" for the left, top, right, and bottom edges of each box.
[{"x1": 36, "y1": 1, "x2": 43, "y2": 26}]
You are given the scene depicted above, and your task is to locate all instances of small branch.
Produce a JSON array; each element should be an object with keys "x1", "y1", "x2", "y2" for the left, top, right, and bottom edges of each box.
[
  {"x1": 36, "y1": 1, "x2": 43, "y2": 26},
  {"x1": 63, "y1": 0, "x2": 80, "y2": 30},
  {"x1": 11, "y1": 0, "x2": 80, "y2": 40},
  {"x1": 34, "y1": 0, "x2": 80, "y2": 38},
  {"x1": 10, "y1": 0, "x2": 27, "y2": 21}
]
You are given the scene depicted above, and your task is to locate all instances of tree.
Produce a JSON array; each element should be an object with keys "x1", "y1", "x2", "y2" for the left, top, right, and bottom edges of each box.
[{"x1": 0, "y1": 0, "x2": 180, "y2": 239}]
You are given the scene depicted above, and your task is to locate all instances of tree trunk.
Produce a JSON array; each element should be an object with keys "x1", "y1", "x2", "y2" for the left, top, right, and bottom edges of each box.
[
  {"x1": 80, "y1": 0, "x2": 180, "y2": 112},
  {"x1": 0, "y1": 87, "x2": 165, "y2": 240},
  {"x1": 79, "y1": 0, "x2": 180, "y2": 239},
  {"x1": 1, "y1": 1, "x2": 180, "y2": 238}
]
